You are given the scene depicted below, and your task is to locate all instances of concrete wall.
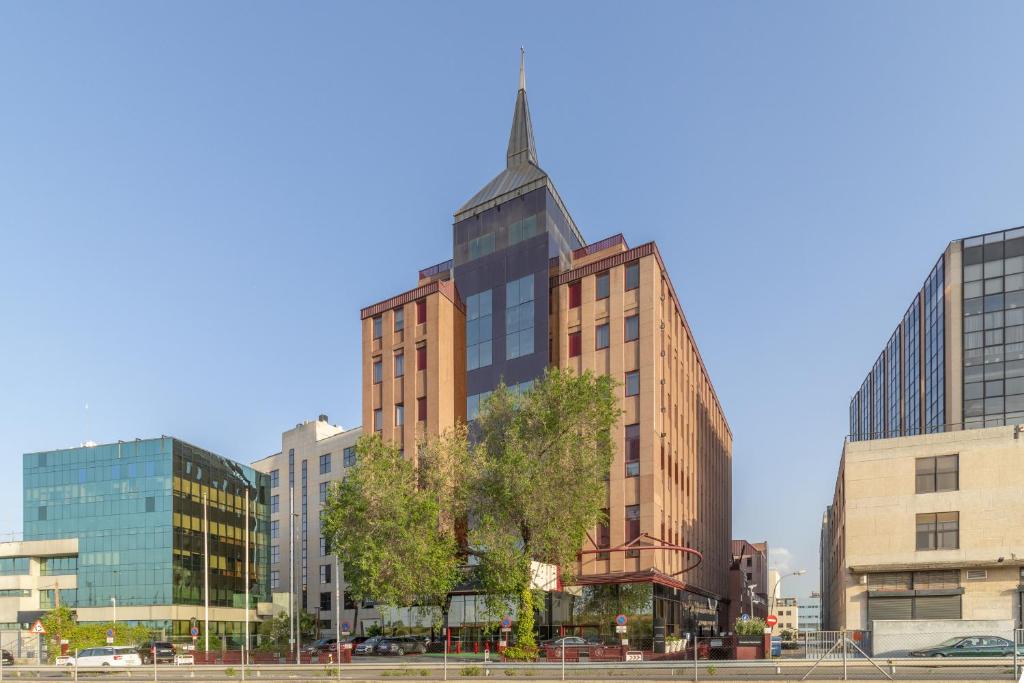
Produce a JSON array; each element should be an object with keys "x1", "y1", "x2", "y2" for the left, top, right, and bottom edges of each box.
[{"x1": 872, "y1": 619, "x2": 1015, "y2": 657}]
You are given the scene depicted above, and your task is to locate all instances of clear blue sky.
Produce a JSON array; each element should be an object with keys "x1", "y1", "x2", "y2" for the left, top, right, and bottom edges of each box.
[{"x1": 3, "y1": 1, "x2": 1024, "y2": 601}]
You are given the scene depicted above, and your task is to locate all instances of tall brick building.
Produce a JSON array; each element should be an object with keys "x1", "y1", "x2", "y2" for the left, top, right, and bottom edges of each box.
[{"x1": 360, "y1": 56, "x2": 732, "y2": 636}]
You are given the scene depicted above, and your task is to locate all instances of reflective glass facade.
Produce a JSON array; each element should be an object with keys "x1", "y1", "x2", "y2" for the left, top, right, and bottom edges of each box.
[
  {"x1": 962, "y1": 226, "x2": 1024, "y2": 428},
  {"x1": 849, "y1": 255, "x2": 944, "y2": 441},
  {"x1": 24, "y1": 438, "x2": 269, "y2": 616},
  {"x1": 454, "y1": 187, "x2": 583, "y2": 410}
]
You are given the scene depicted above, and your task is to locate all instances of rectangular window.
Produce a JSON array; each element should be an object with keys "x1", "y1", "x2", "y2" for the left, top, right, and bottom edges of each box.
[
  {"x1": 343, "y1": 446, "x2": 356, "y2": 468},
  {"x1": 625, "y1": 370, "x2": 640, "y2": 396},
  {"x1": 373, "y1": 359, "x2": 382, "y2": 384},
  {"x1": 271, "y1": 570, "x2": 280, "y2": 589},
  {"x1": 596, "y1": 323, "x2": 610, "y2": 350},
  {"x1": 319, "y1": 453, "x2": 331, "y2": 475},
  {"x1": 394, "y1": 308, "x2": 404, "y2": 332},
  {"x1": 270, "y1": 469, "x2": 279, "y2": 488},
  {"x1": 916, "y1": 512, "x2": 959, "y2": 550},
  {"x1": 319, "y1": 481, "x2": 328, "y2": 504},
  {"x1": 270, "y1": 494, "x2": 279, "y2": 514},
  {"x1": 569, "y1": 331, "x2": 582, "y2": 357},
  {"x1": 145, "y1": 496, "x2": 155, "y2": 512},
  {"x1": 596, "y1": 272, "x2": 610, "y2": 300},
  {"x1": 569, "y1": 282, "x2": 581, "y2": 308},
  {"x1": 625, "y1": 314, "x2": 639, "y2": 342},
  {"x1": 416, "y1": 299, "x2": 426, "y2": 324},
  {"x1": 271, "y1": 520, "x2": 279, "y2": 539},
  {"x1": 417, "y1": 345, "x2": 427, "y2": 370},
  {"x1": 394, "y1": 352, "x2": 404, "y2": 377},
  {"x1": 626, "y1": 505, "x2": 641, "y2": 556},
  {"x1": 320, "y1": 592, "x2": 331, "y2": 611},
  {"x1": 395, "y1": 404, "x2": 404, "y2": 426},
  {"x1": 271, "y1": 545, "x2": 280, "y2": 564},
  {"x1": 467, "y1": 391, "x2": 493, "y2": 421},
  {"x1": 418, "y1": 396, "x2": 427, "y2": 422},
  {"x1": 469, "y1": 233, "x2": 496, "y2": 260},
  {"x1": 320, "y1": 537, "x2": 329, "y2": 556},
  {"x1": 373, "y1": 316, "x2": 382, "y2": 339},
  {"x1": 38, "y1": 506, "x2": 46, "y2": 521},
  {"x1": 373, "y1": 409, "x2": 382, "y2": 431},
  {"x1": 320, "y1": 564, "x2": 332, "y2": 584},
  {"x1": 625, "y1": 424, "x2": 640, "y2": 477},
  {"x1": 625, "y1": 262, "x2": 640, "y2": 291},
  {"x1": 466, "y1": 290, "x2": 493, "y2": 371},
  {"x1": 915, "y1": 455, "x2": 958, "y2": 493},
  {"x1": 506, "y1": 274, "x2": 536, "y2": 360},
  {"x1": 509, "y1": 214, "x2": 539, "y2": 245}
]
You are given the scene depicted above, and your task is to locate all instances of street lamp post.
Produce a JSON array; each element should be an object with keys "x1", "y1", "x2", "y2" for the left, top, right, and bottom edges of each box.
[{"x1": 769, "y1": 569, "x2": 806, "y2": 618}]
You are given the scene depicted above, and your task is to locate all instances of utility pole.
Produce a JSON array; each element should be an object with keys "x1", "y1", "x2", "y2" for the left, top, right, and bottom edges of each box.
[
  {"x1": 204, "y1": 491, "x2": 210, "y2": 653},
  {"x1": 244, "y1": 488, "x2": 250, "y2": 665},
  {"x1": 289, "y1": 497, "x2": 295, "y2": 657}
]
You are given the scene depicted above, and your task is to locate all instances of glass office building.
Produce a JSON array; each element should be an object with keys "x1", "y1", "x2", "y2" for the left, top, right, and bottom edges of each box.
[
  {"x1": 23, "y1": 437, "x2": 269, "y2": 640},
  {"x1": 849, "y1": 225, "x2": 1024, "y2": 440}
]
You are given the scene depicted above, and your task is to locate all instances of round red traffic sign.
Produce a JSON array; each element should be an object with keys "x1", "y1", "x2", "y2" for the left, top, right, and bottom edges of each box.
[{"x1": 765, "y1": 615, "x2": 778, "y2": 627}]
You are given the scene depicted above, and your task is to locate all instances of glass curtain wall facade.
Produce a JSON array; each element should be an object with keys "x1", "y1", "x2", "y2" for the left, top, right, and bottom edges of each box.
[
  {"x1": 24, "y1": 438, "x2": 269, "y2": 637},
  {"x1": 849, "y1": 225, "x2": 1024, "y2": 441},
  {"x1": 454, "y1": 187, "x2": 582, "y2": 408},
  {"x1": 849, "y1": 255, "x2": 945, "y2": 441},
  {"x1": 962, "y1": 227, "x2": 1024, "y2": 428}
]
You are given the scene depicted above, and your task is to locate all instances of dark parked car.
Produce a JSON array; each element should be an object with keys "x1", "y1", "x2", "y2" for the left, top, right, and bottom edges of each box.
[
  {"x1": 303, "y1": 638, "x2": 336, "y2": 655},
  {"x1": 376, "y1": 636, "x2": 429, "y2": 656},
  {"x1": 137, "y1": 642, "x2": 175, "y2": 664},
  {"x1": 354, "y1": 637, "x2": 382, "y2": 655},
  {"x1": 1, "y1": 650, "x2": 13, "y2": 665},
  {"x1": 910, "y1": 636, "x2": 1024, "y2": 657}
]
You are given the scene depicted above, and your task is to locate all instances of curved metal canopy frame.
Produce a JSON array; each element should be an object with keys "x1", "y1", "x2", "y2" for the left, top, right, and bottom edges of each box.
[{"x1": 580, "y1": 531, "x2": 703, "y2": 577}]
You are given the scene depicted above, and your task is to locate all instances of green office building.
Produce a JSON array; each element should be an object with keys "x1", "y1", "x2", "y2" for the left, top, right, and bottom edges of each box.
[{"x1": 14, "y1": 437, "x2": 270, "y2": 644}]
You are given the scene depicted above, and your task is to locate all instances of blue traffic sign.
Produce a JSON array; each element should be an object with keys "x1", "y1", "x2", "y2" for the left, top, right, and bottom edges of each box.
[
  {"x1": 615, "y1": 614, "x2": 627, "y2": 626},
  {"x1": 500, "y1": 615, "x2": 513, "y2": 629},
  {"x1": 190, "y1": 627, "x2": 199, "y2": 637},
  {"x1": 106, "y1": 628, "x2": 114, "y2": 638},
  {"x1": 740, "y1": 614, "x2": 750, "y2": 622},
  {"x1": 341, "y1": 622, "x2": 351, "y2": 632}
]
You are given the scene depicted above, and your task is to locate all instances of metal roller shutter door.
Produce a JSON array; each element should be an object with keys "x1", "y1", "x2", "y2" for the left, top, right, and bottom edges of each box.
[
  {"x1": 868, "y1": 596, "x2": 913, "y2": 623},
  {"x1": 914, "y1": 595, "x2": 961, "y2": 620}
]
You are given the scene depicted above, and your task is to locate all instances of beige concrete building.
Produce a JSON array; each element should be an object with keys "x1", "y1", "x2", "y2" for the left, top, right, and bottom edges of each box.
[
  {"x1": 252, "y1": 418, "x2": 378, "y2": 638},
  {"x1": 773, "y1": 597, "x2": 799, "y2": 634},
  {"x1": 821, "y1": 426, "x2": 1024, "y2": 630}
]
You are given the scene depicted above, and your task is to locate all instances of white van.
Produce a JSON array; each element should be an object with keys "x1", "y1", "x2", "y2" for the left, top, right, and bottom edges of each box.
[{"x1": 73, "y1": 647, "x2": 142, "y2": 667}]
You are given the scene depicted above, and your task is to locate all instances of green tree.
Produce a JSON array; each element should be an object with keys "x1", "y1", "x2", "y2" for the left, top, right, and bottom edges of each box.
[
  {"x1": 40, "y1": 607, "x2": 153, "y2": 661},
  {"x1": 320, "y1": 434, "x2": 461, "y2": 611},
  {"x1": 256, "y1": 611, "x2": 318, "y2": 652},
  {"x1": 470, "y1": 368, "x2": 619, "y2": 651}
]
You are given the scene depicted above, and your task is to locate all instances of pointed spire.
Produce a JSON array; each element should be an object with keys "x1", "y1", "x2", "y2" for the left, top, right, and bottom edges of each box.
[
  {"x1": 507, "y1": 48, "x2": 538, "y2": 167},
  {"x1": 519, "y1": 46, "x2": 526, "y2": 91}
]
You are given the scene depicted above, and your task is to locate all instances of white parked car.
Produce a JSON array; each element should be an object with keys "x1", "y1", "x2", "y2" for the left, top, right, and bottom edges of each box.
[{"x1": 64, "y1": 647, "x2": 142, "y2": 667}]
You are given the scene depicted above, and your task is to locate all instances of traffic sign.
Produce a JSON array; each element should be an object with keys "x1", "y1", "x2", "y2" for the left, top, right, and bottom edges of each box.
[
  {"x1": 30, "y1": 620, "x2": 46, "y2": 634},
  {"x1": 341, "y1": 622, "x2": 351, "y2": 634},
  {"x1": 615, "y1": 625, "x2": 627, "y2": 633},
  {"x1": 500, "y1": 615, "x2": 513, "y2": 629},
  {"x1": 190, "y1": 626, "x2": 200, "y2": 637},
  {"x1": 615, "y1": 614, "x2": 627, "y2": 626},
  {"x1": 107, "y1": 628, "x2": 114, "y2": 638},
  {"x1": 765, "y1": 615, "x2": 778, "y2": 627},
  {"x1": 740, "y1": 614, "x2": 750, "y2": 622}
]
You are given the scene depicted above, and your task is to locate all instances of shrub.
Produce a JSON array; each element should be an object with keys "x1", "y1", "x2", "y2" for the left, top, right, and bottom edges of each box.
[
  {"x1": 500, "y1": 645, "x2": 538, "y2": 662},
  {"x1": 734, "y1": 617, "x2": 766, "y2": 636},
  {"x1": 460, "y1": 666, "x2": 482, "y2": 676}
]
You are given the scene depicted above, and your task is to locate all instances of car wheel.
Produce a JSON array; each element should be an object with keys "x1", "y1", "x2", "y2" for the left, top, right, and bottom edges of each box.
[
  {"x1": 933, "y1": 654, "x2": 945, "y2": 658},
  {"x1": 396, "y1": 648, "x2": 404, "y2": 656},
  {"x1": 102, "y1": 662, "x2": 111, "y2": 667}
]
